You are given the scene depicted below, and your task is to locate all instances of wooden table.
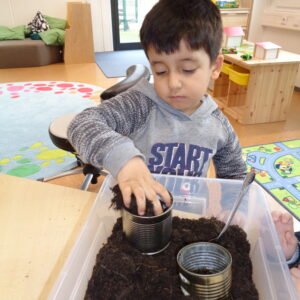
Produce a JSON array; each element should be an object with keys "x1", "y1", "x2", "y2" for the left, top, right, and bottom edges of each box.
[
  {"x1": 0, "y1": 174, "x2": 96, "y2": 300},
  {"x1": 213, "y1": 46, "x2": 300, "y2": 124}
]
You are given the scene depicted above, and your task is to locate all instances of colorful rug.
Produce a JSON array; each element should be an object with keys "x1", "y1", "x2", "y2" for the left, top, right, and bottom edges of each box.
[
  {"x1": 0, "y1": 81, "x2": 103, "y2": 180},
  {"x1": 242, "y1": 140, "x2": 300, "y2": 221}
]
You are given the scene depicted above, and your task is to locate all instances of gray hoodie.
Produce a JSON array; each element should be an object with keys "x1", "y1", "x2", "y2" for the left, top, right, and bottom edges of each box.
[{"x1": 67, "y1": 78, "x2": 246, "y2": 180}]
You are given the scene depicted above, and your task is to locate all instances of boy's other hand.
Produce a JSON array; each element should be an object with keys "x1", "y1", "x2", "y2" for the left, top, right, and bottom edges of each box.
[
  {"x1": 117, "y1": 156, "x2": 171, "y2": 216},
  {"x1": 271, "y1": 211, "x2": 298, "y2": 260},
  {"x1": 290, "y1": 266, "x2": 300, "y2": 297}
]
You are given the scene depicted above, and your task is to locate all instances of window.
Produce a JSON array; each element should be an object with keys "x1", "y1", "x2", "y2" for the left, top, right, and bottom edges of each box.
[{"x1": 111, "y1": 0, "x2": 158, "y2": 50}]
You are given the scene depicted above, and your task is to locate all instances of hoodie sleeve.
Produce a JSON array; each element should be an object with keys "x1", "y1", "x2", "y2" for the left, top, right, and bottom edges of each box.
[
  {"x1": 67, "y1": 90, "x2": 154, "y2": 179},
  {"x1": 212, "y1": 111, "x2": 247, "y2": 180}
]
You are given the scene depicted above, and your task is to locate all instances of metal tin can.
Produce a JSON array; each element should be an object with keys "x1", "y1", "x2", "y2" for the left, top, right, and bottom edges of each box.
[
  {"x1": 177, "y1": 242, "x2": 232, "y2": 299},
  {"x1": 122, "y1": 200, "x2": 173, "y2": 255}
]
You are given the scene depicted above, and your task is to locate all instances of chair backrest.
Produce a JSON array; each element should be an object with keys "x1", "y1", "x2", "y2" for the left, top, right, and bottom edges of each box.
[
  {"x1": 100, "y1": 64, "x2": 150, "y2": 100},
  {"x1": 48, "y1": 64, "x2": 151, "y2": 153}
]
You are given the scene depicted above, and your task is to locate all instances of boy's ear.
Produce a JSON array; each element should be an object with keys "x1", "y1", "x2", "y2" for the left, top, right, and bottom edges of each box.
[{"x1": 211, "y1": 54, "x2": 224, "y2": 80}]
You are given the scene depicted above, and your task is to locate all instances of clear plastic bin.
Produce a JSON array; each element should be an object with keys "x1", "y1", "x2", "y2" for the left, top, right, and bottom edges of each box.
[
  {"x1": 48, "y1": 174, "x2": 298, "y2": 300},
  {"x1": 227, "y1": 65, "x2": 249, "y2": 106}
]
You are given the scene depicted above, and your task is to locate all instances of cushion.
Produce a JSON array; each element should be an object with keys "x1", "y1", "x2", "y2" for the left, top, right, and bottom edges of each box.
[
  {"x1": 24, "y1": 26, "x2": 32, "y2": 37},
  {"x1": 38, "y1": 28, "x2": 65, "y2": 46},
  {"x1": 30, "y1": 33, "x2": 42, "y2": 40},
  {"x1": 44, "y1": 15, "x2": 67, "y2": 30},
  {"x1": 0, "y1": 25, "x2": 25, "y2": 40}
]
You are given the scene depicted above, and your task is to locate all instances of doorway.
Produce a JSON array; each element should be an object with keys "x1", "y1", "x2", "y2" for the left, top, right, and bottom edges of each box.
[{"x1": 111, "y1": 0, "x2": 158, "y2": 50}]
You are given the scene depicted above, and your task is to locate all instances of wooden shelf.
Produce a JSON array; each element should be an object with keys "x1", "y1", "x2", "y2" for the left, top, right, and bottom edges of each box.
[
  {"x1": 220, "y1": 8, "x2": 251, "y2": 13},
  {"x1": 214, "y1": 97, "x2": 244, "y2": 122},
  {"x1": 220, "y1": 0, "x2": 253, "y2": 39},
  {"x1": 211, "y1": 46, "x2": 300, "y2": 124}
]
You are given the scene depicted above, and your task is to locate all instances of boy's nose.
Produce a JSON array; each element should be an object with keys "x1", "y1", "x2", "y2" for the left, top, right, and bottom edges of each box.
[{"x1": 168, "y1": 73, "x2": 182, "y2": 91}]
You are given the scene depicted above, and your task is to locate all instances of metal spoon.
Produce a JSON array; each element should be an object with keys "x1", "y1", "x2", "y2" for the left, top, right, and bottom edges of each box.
[{"x1": 210, "y1": 172, "x2": 256, "y2": 242}]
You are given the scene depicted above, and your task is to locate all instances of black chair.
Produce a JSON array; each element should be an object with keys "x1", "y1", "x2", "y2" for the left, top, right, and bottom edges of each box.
[{"x1": 39, "y1": 64, "x2": 150, "y2": 190}]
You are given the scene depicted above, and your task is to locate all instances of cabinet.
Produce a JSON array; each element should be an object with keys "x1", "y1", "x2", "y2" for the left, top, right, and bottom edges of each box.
[
  {"x1": 211, "y1": 45, "x2": 300, "y2": 124},
  {"x1": 220, "y1": 0, "x2": 254, "y2": 39}
]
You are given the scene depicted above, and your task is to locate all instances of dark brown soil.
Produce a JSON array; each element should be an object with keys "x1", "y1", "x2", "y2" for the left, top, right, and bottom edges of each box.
[
  {"x1": 193, "y1": 268, "x2": 217, "y2": 275},
  {"x1": 85, "y1": 186, "x2": 259, "y2": 300}
]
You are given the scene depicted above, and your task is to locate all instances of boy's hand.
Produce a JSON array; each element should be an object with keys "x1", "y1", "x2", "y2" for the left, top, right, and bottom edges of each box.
[
  {"x1": 117, "y1": 156, "x2": 171, "y2": 216},
  {"x1": 290, "y1": 266, "x2": 300, "y2": 297},
  {"x1": 271, "y1": 211, "x2": 298, "y2": 260}
]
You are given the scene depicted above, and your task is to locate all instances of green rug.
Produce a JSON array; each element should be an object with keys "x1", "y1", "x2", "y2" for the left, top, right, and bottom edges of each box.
[{"x1": 242, "y1": 139, "x2": 300, "y2": 221}]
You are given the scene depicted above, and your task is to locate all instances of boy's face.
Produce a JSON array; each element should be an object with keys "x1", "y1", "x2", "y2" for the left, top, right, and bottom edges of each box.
[{"x1": 148, "y1": 39, "x2": 223, "y2": 115}]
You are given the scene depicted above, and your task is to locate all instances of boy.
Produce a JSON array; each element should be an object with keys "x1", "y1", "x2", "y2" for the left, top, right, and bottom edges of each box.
[
  {"x1": 272, "y1": 211, "x2": 300, "y2": 296},
  {"x1": 67, "y1": 0, "x2": 246, "y2": 215}
]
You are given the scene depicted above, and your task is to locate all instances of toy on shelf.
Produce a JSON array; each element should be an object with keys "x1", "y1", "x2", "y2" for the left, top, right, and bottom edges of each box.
[
  {"x1": 236, "y1": 42, "x2": 254, "y2": 55},
  {"x1": 240, "y1": 53, "x2": 252, "y2": 61},
  {"x1": 254, "y1": 42, "x2": 281, "y2": 60},
  {"x1": 222, "y1": 47, "x2": 237, "y2": 54},
  {"x1": 223, "y1": 26, "x2": 245, "y2": 48},
  {"x1": 216, "y1": 1, "x2": 240, "y2": 9}
]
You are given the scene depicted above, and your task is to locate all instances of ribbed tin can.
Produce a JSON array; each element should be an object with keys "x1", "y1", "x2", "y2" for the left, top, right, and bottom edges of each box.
[
  {"x1": 121, "y1": 201, "x2": 173, "y2": 255},
  {"x1": 177, "y1": 242, "x2": 232, "y2": 299}
]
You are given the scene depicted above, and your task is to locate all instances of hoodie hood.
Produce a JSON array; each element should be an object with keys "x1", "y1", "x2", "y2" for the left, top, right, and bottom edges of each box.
[{"x1": 131, "y1": 77, "x2": 218, "y2": 121}]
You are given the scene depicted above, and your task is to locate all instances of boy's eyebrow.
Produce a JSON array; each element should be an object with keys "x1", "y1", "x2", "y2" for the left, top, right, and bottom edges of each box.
[
  {"x1": 179, "y1": 58, "x2": 198, "y2": 63},
  {"x1": 150, "y1": 61, "x2": 162, "y2": 66},
  {"x1": 151, "y1": 58, "x2": 197, "y2": 65}
]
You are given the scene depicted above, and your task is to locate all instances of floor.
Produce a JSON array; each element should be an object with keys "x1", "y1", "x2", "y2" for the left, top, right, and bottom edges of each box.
[{"x1": 1, "y1": 62, "x2": 299, "y2": 229}]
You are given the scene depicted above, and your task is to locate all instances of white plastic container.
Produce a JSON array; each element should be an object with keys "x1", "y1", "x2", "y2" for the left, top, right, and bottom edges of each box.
[{"x1": 48, "y1": 174, "x2": 298, "y2": 300}]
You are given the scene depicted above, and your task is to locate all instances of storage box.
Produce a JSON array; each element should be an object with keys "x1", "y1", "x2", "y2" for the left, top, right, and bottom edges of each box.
[
  {"x1": 222, "y1": 61, "x2": 233, "y2": 75},
  {"x1": 227, "y1": 64, "x2": 249, "y2": 106},
  {"x1": 229, "y1": 64, "x2": 249, "y2": 86},
  {"x1": 48, "y1": 175, "x2": 298, "y2": 300},
  {"x1": 214, "y1": 63, "x2": 249, "y2": 107}
]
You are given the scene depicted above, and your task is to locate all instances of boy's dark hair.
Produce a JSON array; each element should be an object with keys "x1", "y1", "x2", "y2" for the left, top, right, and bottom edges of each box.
[{"x1": 140, "y1": 0, "x2": 223, "y2": 63}]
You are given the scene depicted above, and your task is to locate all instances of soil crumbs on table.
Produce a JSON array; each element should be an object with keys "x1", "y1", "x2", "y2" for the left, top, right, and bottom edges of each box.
[{"x1": 85, "y1": 216, "x2": 259, "y2": 300}]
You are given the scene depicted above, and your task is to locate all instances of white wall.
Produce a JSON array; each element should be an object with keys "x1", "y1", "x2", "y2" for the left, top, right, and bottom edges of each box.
[
  {"x1": 249, "y1": 0, "x2": 300, "y2": 87},
  {"x1": 0, "y1": 0, "x2": 68, "y2": 27}
]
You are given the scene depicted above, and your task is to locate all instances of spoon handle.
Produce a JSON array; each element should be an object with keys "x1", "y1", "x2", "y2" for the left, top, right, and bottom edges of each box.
[{"x1": 216, "y1": 172, "x2": 256, "y2": 240}]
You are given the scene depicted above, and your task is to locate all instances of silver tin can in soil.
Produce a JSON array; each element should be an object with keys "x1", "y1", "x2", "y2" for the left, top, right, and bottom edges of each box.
[
  {"x1": 177, "y1": 242, "x2": 232, "y2": 300},
  {"x1": 122, "y1": 200, "x2": 173, "y2": 255}
]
